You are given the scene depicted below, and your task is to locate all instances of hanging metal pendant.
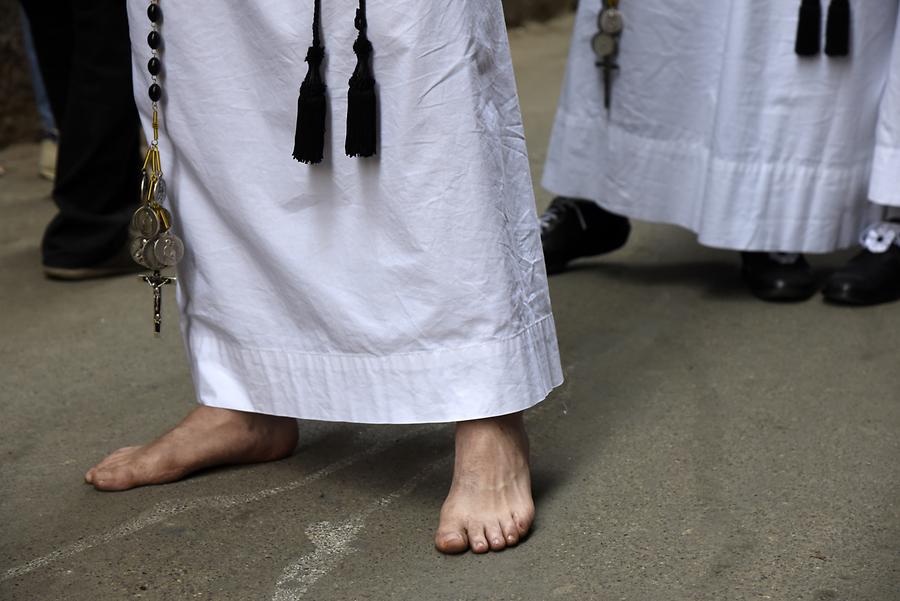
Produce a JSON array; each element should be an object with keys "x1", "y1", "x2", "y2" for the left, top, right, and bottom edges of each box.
[
  {"x1": 130, "y1": 205, "x2": 162, "y2": 239},
  {"x1": 153, "y1": 176, "x2": 167, "y2": 203},
  {"x1": 592, "y1": 32, "x2": 618, "y2": 60},
  {"x1": 593, "y1": 0, "x2": 624, "y2": 113},
  {"x1": 599, "y1": 8, "x2": 624, "y2": 35},
  {"x1": 129, "y1": 157, "x2": 182, "y2": 274},
  {"x1": 152, "y1": 231, "x2": 185, "y2": 267}
]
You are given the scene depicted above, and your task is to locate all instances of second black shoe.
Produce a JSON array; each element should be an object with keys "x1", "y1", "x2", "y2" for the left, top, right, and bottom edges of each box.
[
  {"x1": 741, "y1": 252, "x2": 817, "y2": 302},
  {"x1": 540, "y1": 197, "x2": 631, "y2": 275},
  {"x1": 823, "y1": 242, "x2": 900, "y2": 306}
]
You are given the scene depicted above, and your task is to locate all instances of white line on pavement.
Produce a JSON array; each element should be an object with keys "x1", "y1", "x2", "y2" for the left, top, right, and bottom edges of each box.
[
  {"x1": 1, "y1": 427, "x2": 432, "y2": 583},
  {"x1": 271, "y1": 459, "x2": 446, "y2": 601}
]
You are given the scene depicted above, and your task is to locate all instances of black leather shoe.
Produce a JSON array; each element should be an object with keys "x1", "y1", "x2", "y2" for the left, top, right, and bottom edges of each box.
[
  {"x1": 741, "y1": 252, "x2": 817, "y2": 302},
  {"x1": 540, "y1": 197, "x2": 631, "y2": 275},
  {"x1": 823, "y1": 245, "x2": 900, "y2": 306},
  {"x1": 43, "y1": 243, "x2": 144, "y2": 281}
]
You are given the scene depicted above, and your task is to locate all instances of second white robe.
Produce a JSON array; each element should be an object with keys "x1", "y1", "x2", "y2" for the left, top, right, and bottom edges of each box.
[{"x1": 544, "y1": 0, "x2": 900, "y2": 253}]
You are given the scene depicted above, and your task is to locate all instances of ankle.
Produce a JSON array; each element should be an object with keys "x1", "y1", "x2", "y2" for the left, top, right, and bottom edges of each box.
[
  {"x1": 454, "y1": 413, "x2": 529, "y2": 459},
  {"x1": 456, "y1": 412, "x2": 524, "y2": 436}
]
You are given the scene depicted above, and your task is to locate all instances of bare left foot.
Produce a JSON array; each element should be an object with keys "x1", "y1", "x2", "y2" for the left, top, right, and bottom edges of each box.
[
  {"x1": 435, "y1": 412, "x2": 534, "y2": 554},
  {"x1": 85, "y1": 406, "x2": 298, "y2": 491}
]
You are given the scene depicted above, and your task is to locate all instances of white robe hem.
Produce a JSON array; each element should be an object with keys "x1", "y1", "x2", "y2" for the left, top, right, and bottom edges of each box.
[
  {"x1": 543, "y1": 114, "x2": 882, "y2": 253},
  {"x1": 186, "y1": 315, "x2": 563, "y2": 425}
]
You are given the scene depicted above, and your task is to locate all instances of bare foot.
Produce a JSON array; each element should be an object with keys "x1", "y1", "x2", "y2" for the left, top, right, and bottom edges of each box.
[
  {"x1": 435, "y1": 412, "x2": 534, "y2": 554},
  {"x1": 85, "y1": 406, "x2": 298, "y2": 491}
]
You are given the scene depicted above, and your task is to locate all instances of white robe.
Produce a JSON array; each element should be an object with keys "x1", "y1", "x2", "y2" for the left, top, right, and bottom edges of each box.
[
  {"x1": 126, "y1": 1, "x2": 562, "y2": 424},
  {"x1": 544, "y1": 1, "x2": 900, "y2": 253}
]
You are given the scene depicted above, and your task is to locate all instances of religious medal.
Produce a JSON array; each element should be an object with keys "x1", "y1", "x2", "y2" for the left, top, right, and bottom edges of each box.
[
  {"x1": 130, "y1": 205, "x2": 162, "y2": 239},
  {"x1": 598, "y1": 7, "x2": 624, "y2": 35},
  {"x1": 152, "y1": 231, "x2": 185, "y2": 266},
  {"x1": 128, "y1": 0, "x2": 183, "y2": 336},
  {"x1": 594, "y1": 0, "x2": 624, "y2": 112},
  {"x1": 591, "y1": 32, "x2": 617, "y2": 59},
  {"x1": 153, "y1": 177, "x2": 167, "y2": 203}
]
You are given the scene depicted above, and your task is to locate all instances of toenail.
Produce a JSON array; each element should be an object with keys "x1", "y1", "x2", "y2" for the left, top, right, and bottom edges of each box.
[
  {"x1": 492, "y1": 538, "x2": 502, "y2": 545},
  {"x1": 507, "y1": 535, "x2": 516, "y2": 543}
]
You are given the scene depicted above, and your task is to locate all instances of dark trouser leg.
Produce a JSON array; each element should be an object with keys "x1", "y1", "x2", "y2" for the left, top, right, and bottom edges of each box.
[{"x1": 22, "y1": 0, "x2": 141, "y2": 268}]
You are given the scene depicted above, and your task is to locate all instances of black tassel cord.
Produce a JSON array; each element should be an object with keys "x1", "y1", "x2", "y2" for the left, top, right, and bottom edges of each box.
[
  {"x1": 825, "y1": 0, "x2": 850, "y2": 57},
  {"x1": 795, "y1": 0, "x2": 822, "y2": 56},
  {"x1": 345, "y1": 0, "x2": 377, "y2": 158},
  {"x1": 293, "y1": 0, "x2": 327, "y2": 164},
  {"x1": 795, "y1": 0, "x2": 851, "y2": 58},
  {"x1": 293, "y1": 0, "x2": 378, "y2": 164}
]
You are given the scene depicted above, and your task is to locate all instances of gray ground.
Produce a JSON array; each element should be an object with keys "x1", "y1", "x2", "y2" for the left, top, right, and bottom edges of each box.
[{"x1": 1, "y1": 15, "x2": 898, "y2": 601}]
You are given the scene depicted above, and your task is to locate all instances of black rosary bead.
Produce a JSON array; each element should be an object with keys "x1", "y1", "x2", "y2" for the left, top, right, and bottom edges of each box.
[
  {"x1": 148, "y1": 56, "x2": 162, "y2": 76},
  {"x1": 147, "y1": 31, "x2": 162, "y2": 50},
  {"x1": 149, "y1": 83, "x2": 162, "y2": 102},
  {"x1": 147, "y1": 3, "x2": 162, "y2": 23}
]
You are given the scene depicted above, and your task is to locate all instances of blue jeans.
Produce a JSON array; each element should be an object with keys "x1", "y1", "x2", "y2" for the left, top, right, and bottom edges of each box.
[{"x1": 20, "y1": 4, "x2": 56, "y2": 138}]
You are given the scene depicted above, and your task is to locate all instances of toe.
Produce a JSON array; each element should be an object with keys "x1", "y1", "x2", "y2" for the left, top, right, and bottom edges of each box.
[
  {"x1": 468, "y1": 525, "x2": 490, "y2": 554},
  {"x1": 89, "y1": 469, "x2": 114, "y2": 490},
  {"x1": 512, "y1": 509, "x2": 534, "y2": 537},
  {"x1": 500, "y1": 516, "x2": 519, "y2": 546},
  {"x1": 485, "y1": 522, "x2": 507, "y2": 551},
  {"x1": 434, "y1": 529, "x2": 468, "y2": 555},
  {"x1": 91, "y1": 466, "x2": 134, "y2": 491}
]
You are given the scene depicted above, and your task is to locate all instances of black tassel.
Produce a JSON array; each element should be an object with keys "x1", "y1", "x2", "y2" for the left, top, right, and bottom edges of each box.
[
  {"x1": 795, "y1": 0, "x2": 822, "y2": 56},
  {"x1": 345, "y1": 1, "x2": 377, "y2": 158},
  {"x1": 825, "y1": 0, "x2": 851, "y2": 57},
  {"x1": 293, "y1": 0, "x2": 327, "y2": 164}
]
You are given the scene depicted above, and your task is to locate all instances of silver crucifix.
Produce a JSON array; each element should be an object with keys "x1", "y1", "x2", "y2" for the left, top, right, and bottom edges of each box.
[{"x1": 141, "y1": 270, "x2": 176, "y2": 335}]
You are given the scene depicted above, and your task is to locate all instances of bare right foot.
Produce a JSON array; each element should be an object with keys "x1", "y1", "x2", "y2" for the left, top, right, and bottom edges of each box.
[
  {"x1": 435, "y1": 412, "x2": 535, "y2": 554},
  {"x1": 85, "y1": 406, "x2": 298, "y2": 491}
]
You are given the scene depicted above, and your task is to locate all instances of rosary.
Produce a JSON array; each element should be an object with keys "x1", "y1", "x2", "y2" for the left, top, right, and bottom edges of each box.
[
  {"x1": 129, "y1": 0, "x2": 184, "y2": 336},
  {"x1": 591, "y1": 0, "x2": 624, "y2": 112}
]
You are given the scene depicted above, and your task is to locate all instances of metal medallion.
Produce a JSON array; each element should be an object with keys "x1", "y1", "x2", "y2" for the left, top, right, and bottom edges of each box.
[
  {"x1": 130, "y1": 205, "x2": 161, "y2": 239},
  {"x1": 153, "y1": 176, "x2": 167, "y2": 204},
  {"x1": 592, "y1": 32, "x2": 617, "y2": 59},
  {"x1": 140, "y1": 239, "x2": 166, "y2": 270},
  {"x1": 140, "y1": 170, "x2": 152, "y2": 204},
  {"x1": 152, "y1": 231, "x2": 185, "y2": 267},
  {"x1": 599, "y1": 8, "x2": 624, "y2": 35},
  {"x1": 130, "y1": 237, "x2": 150, "y2": 267}
]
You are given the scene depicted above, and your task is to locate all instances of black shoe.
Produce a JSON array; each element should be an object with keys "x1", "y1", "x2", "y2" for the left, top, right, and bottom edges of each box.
[
  {"x1": 43, "y1": 243, "x2": 144, "y2": 281},
  {"x1": 741, "y1": 252, "x2": 817, "y2": 302},
  {"x1": 823, "y1": 245, "x2": 900, "y2": 306},
  {"x1": 540, "y1": 197, "x2": 631, "y2": 275}
]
